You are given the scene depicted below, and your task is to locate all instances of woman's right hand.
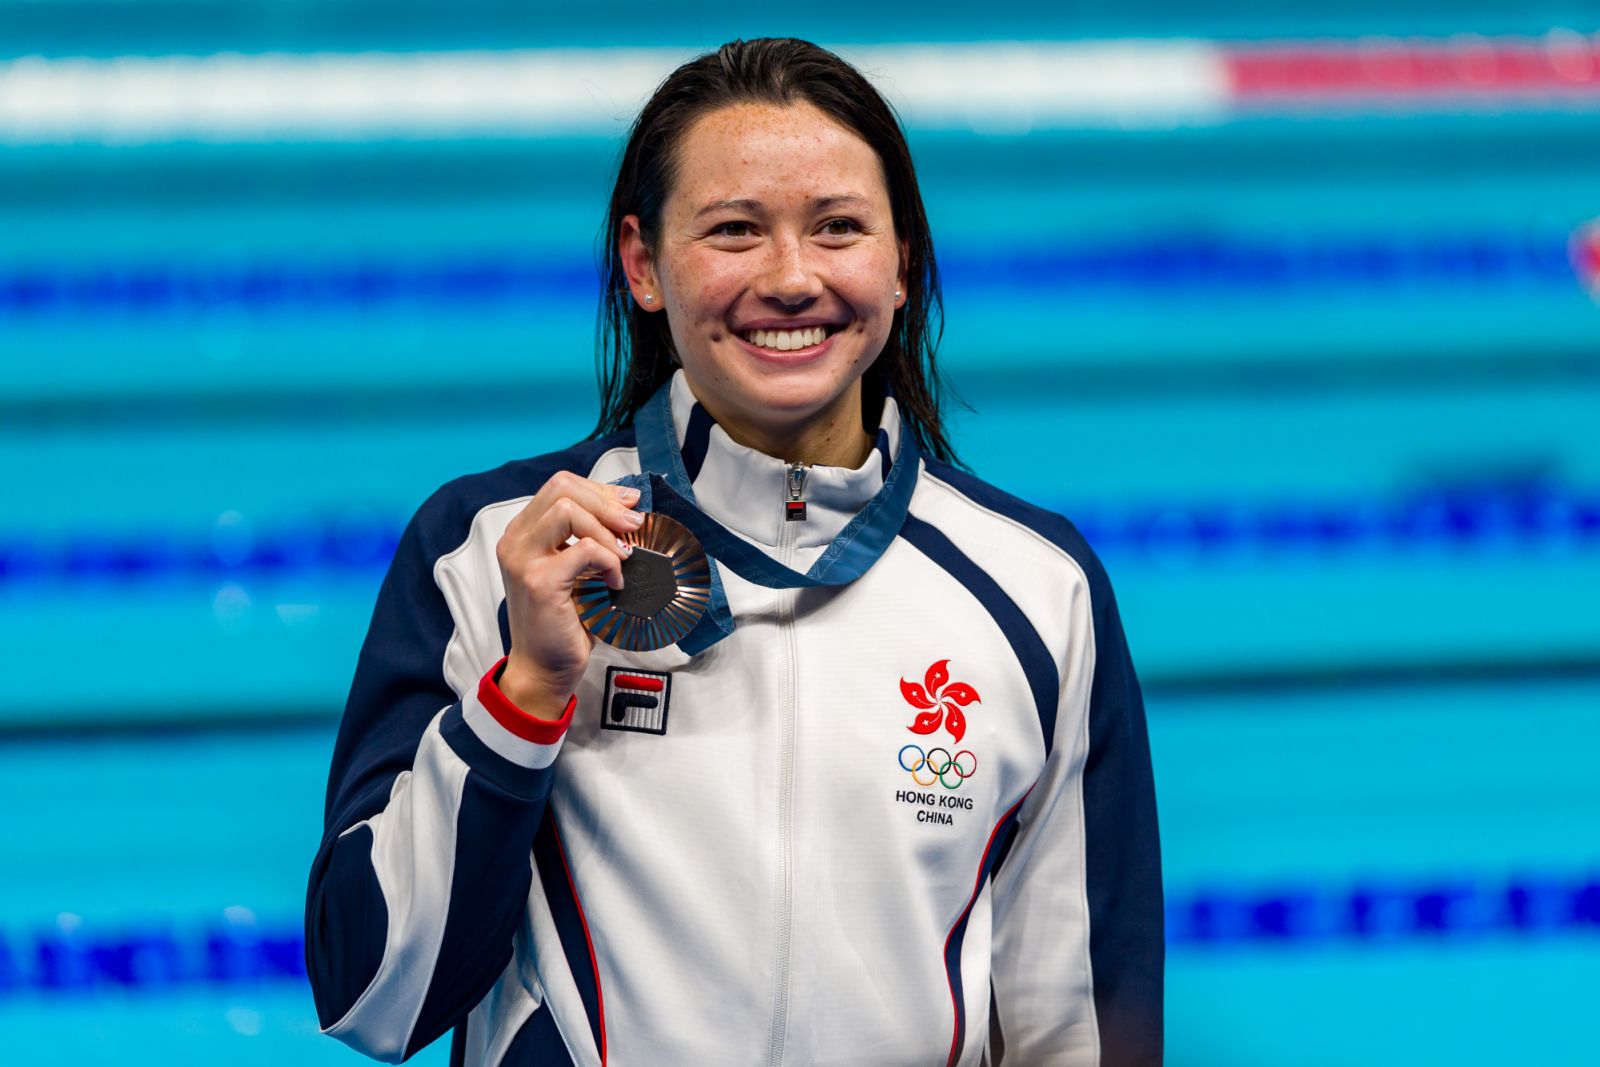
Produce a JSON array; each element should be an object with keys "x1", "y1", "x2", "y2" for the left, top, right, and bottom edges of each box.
[{"x1": 494, "y1": 472, "x2": 644, "y2": 718}]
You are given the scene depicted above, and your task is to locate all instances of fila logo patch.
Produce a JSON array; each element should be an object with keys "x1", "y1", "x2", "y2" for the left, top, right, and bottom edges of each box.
[{"x1": 602, "y1": 666, "x2": 672, "y2": 735}]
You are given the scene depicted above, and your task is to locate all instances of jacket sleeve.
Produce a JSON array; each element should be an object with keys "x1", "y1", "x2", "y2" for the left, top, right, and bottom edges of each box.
[
  {"x1": 304, "y1": 488, "x2": 571, "y2": 1063},
  {"x1": 988, "y1": 560, "x2": 1164, "y2": 1066}
]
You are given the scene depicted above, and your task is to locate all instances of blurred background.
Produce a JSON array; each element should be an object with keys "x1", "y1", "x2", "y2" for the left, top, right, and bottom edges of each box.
[{"x1": 3, "y1": 2, "x2": 1599, "y2": 1064}]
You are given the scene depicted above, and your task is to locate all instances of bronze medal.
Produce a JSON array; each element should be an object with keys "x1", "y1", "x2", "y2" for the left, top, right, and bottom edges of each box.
[{"x1": 571, "y1": 511, "x2": 711, "y2": 652}]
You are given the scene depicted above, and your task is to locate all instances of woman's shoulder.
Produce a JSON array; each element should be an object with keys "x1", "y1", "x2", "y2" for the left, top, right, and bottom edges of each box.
[{"x1": 913, "y1": 456, "x2": 1114, "y2": 594}]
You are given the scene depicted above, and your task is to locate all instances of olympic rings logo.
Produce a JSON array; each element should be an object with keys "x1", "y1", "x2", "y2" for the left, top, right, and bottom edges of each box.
[{"x1": 898, "y1": 744, "x2": 977, "y2": 790}]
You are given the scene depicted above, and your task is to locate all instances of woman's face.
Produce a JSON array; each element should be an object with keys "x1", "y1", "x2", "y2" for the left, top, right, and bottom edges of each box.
[{"x1": 621, "y1": 100, "x2": 907, "y2": 457}]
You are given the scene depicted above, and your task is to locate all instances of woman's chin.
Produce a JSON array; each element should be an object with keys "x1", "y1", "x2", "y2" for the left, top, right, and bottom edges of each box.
[{"x1": 697, "y1": 371, "x2": 866, "y2": 450}]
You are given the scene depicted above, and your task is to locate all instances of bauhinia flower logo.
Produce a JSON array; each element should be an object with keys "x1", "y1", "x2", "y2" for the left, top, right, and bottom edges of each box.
[{"x1": 901, "y1": 659, "x2": 981, "y2": 744}]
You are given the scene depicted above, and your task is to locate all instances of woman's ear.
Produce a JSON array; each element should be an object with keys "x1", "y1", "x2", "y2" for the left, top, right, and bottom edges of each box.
[
  {"x1": 897, "y1": 237, "x2": 910, "y2": 307},
  {"x1": 619, "y1": 214, "x2": 664, "y2": 312}
]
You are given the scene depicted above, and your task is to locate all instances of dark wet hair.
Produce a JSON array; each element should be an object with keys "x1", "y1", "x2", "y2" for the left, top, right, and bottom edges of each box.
[{"x1": 591, "y1": 37, "x2": 961, "y2": 464}]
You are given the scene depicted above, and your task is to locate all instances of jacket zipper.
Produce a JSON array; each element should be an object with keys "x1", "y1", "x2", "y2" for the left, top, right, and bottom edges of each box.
[
  {"x1": 767, "y1": 462, "x2": 806, "y2": 1066},
  {"x1": 784, "y1": 463, "x2": 809, "y2": 522}
]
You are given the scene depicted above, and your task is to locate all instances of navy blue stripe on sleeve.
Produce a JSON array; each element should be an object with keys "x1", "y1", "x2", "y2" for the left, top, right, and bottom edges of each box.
[
  {"x1": 405, "y1": 749, "x2": 551, "y2": 1058},
  {"x1": 1078, "y1": 588, "x2": 1163, "y2": 1064},
  {"x1": 533, "y1": 814, "x2": 606, "y2": 1062},
  {"x1": 308, "y1": 429, "x2": 633, "y2": 1051},
  {"x1": 306, "y1": 481, "x2": 467, "y2": 1031},
  {"x1": 305, "y1": 823, "x2": 388, "y2": 1028},
  {"x1": 921, "y1": 460, "x2": 1164, "y2": 1066},
  {"x1": 899, "y1": 514, "x2": 1059, "y2": 756}
]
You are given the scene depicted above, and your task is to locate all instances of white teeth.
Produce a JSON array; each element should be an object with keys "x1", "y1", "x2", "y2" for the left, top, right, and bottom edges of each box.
[{"x1": 745, "y1": 327, "x2": 827, "y2": 351}]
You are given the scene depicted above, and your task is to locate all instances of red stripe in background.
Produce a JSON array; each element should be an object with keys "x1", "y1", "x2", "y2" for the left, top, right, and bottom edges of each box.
[
  {"x1": 1226, "y1": 36, "x2": 1600, "y2": 97},
  {"x1": 1575, "y1": 222, "x2": 1600, "y2": 287},
  {"x1": 614, "y1": 673, "x2": 664, "y2": 692}
]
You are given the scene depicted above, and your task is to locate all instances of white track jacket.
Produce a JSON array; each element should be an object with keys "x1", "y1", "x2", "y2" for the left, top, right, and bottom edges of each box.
[{"x1": 306, "y1": 372, "x2": 1163, "y2": 1066}]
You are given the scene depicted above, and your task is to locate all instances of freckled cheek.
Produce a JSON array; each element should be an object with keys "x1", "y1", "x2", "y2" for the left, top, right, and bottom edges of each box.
[
  {"x1": 837, "y1": 260, "x2": 900, "y2": 312},
  {"x1": 663, "y1": 265, "x2": 741, "y2": 342}
]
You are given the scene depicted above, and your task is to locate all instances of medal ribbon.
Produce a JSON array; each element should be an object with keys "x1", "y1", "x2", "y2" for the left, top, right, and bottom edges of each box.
[{"x1": 618, "y1": 379, "x2": 921, "y2": 655}]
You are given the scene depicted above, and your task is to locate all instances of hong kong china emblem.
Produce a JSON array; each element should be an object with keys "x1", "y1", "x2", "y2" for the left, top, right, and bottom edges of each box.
[{"x1": 893, "y1": 659, "x2": 981, "y2": 826}]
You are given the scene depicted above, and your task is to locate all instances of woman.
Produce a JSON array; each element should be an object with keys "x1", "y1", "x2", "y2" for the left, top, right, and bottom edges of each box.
[{"x1": 307, "y1": 38, "x2": 1162, "y2": 1067}]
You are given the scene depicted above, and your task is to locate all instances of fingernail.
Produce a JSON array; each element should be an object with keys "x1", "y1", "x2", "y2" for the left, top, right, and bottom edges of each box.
[
  {"x1": 616, "y1": 538, "x2": 633, "y2": 555},
  {"x1": 623, "y1": 509, "x2": 645, "y2": 526},
  {"x1": 617, "y1": 486, "x2": 641, "y2": 503}
]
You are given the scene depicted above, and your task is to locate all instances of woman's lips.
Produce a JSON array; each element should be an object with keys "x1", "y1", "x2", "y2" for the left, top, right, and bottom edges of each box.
[
  {"x1": 733, "y1": 329, "x2": 837, "y2": 363},
  {"x1": 740, "y1": 325, "x2": 836, "y2": 350}
]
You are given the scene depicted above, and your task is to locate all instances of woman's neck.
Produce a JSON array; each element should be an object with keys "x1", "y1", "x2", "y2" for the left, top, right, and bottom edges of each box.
[
  {"x1": 721, "y1": 417, "x2": 873, "y2": 469},
  {"x1": 687, "y1": 382, "x2": 876, "y2": 469}
]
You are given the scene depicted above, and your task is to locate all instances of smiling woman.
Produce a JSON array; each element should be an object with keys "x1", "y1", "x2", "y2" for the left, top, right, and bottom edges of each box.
[
  {"x1": 594, "y1": 39, "x2": 950, "y2": 473},
  {"x1": 615, "y1": 100, "x2": 906, "y2": 464},
  {"x1": 306, "y1": 37, "x2": 1163, "y2": 1067}
]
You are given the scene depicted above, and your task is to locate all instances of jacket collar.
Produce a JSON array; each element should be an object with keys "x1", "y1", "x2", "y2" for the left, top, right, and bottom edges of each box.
[{"x1": 656, "y1": 370, "x2": 903, "y2": 551}]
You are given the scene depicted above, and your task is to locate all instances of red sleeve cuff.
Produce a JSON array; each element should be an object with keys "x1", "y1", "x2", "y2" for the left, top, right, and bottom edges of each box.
[{"x1": 477, "y1": 657, "x2": 576, "y2": 745}]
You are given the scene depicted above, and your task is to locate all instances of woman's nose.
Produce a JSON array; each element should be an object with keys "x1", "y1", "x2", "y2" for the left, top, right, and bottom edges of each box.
[{"x1": 756, "y1": 236, "x2": 823, "y2": 306}]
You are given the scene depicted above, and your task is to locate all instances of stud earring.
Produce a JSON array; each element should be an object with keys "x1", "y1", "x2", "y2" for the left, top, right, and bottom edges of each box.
[
  {"x1": 893, "y1": 289, "x2": 902, "y2": 300},
  {"x1": 643, "y1": 293, "x2": 654, "y2": 304}
]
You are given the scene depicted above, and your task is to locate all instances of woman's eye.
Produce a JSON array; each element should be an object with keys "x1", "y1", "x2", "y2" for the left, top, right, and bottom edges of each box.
[
  {"x1": 715, "y1": 221, "x2": 752, "y2": 238},
  {"x1": 822, "y1": 218, "x2": 857, "y2": 237}
]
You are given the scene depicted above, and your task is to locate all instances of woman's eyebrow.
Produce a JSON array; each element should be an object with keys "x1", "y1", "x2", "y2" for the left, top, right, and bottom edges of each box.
[
  {"x1": 694, "y1": 198, "x2": 762, "y2": 219},
  {"x1": 812, "y1": 194, "x2": 873, "y2": 213},
  {"x1": 693, "y1": 194, "x2": 872, "y2": 219}
]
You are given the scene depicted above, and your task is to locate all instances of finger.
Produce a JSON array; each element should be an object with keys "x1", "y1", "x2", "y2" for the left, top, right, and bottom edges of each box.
[
  {"x1": 534, "y1": 471, "x2": 634, "y2": 521},
  {"x1": 523, "y1": 473, "x2": 645, "y2": 538},
  {"x1": 522, "y1": 496, "x2": 641, "y2": 556},
  {"x1": 549, "y1": 536, "x2": 627, "y2": 591}
]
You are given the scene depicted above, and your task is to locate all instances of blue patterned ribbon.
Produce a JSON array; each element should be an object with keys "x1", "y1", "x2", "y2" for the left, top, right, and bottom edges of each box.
[{"x1": 618, "y1": 380, "x2": 921, "y2": 654}]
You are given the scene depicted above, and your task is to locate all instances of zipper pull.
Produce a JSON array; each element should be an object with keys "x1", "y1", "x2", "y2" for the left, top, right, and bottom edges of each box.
[{"x1": 784, "y1": 463, "x2": 809, "y2": 522}]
